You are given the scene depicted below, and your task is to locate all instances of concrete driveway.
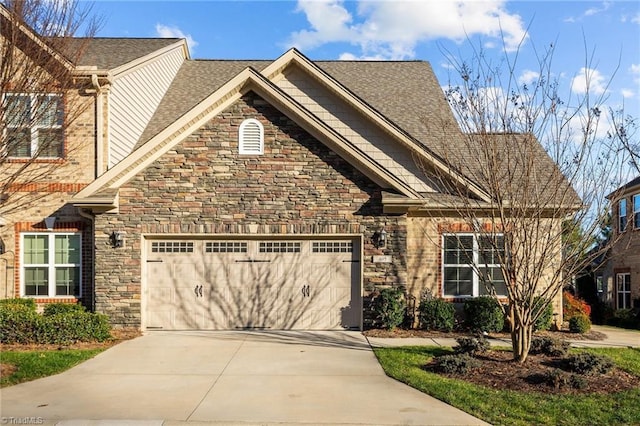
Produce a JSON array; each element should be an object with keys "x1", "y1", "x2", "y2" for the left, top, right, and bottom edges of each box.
[{"x1": 1, "y1": 331, "x2": 487, "y2": 425}]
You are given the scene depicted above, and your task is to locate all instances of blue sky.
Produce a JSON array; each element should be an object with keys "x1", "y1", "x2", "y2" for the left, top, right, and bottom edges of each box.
[{"x1": 92, "y1": 0, "x2": 640, "y2": 127}]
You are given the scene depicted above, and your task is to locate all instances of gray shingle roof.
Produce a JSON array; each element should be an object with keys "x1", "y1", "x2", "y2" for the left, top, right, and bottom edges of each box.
[{"x1": 70, "y1": 38, "x2": 182, "y2": 70}]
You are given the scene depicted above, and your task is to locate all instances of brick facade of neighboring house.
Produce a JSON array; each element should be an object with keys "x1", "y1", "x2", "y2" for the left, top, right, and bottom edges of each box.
[
  {"x1": 601, "y1": 176, "x2": 640, "y2": 310},
  {"x1": 1, "y1": 4, "x2": 573, "y2": 330}
]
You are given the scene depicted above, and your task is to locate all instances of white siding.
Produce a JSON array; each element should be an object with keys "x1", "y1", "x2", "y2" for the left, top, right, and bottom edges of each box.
[
  {"x1": 276, "y1": 68, "x2": 435, "y2": 193},
  {"x1": 109, "y1": 47, "x2": 185, "y2": 167}
]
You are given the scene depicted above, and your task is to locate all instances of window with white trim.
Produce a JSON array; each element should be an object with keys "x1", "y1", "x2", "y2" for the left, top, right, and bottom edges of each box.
[
  {"x1": 21, "y1": 233, "x2": 81, "y2": 297},
  {"x1": 442, "y1": 234, "x2": 507, "y2": 297},
  {"x1": 618, "y1": 198, "x2": 627, "y2": 232},
  {"x1": 616, "y1": 273, "x2": 631, "y2": 309},
  {"x1": 238, "y1": 118, "x2": 264, "y2": 155},
  {"x1": 4, "y1": 93, "x2": 64, "y2": 158},
  {"x1": 633, "y1": 194, "x2": 640, "y2": 230}
]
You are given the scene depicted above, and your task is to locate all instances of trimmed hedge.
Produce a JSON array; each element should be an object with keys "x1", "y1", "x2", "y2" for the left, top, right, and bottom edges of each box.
[
  {"x1": 372, "y1": 287, "x2": 406, "y2": 330},
  {"x1": 418, "y1": 298, "x2": 455, "y2": 332},
  {"x1": 463, "y1": 296, "x2": 504, "y2": 333},
  {"x1": 0, "y1": 299, "x2": 111, "y2": 344},
  {"x1": 533, "y1": 297, "x2": 554, "y2": 331},
  {"x1": 43, "y1": 302, "x2": 86, "y2": 316},
  {"x1": 569, "y1": 314, "x2": 592, "y2": 334}
]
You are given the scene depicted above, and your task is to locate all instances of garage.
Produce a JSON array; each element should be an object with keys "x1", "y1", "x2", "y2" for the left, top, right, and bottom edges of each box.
[{"x1": 144, "y1": 238, "x2": 362, "y2": 330}]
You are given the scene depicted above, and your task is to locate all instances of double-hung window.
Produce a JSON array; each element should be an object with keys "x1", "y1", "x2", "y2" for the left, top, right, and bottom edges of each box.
[
  {"x1": 22, "y1": 233, "x2": 81, "y2": 297},
  {"x1": 443, "y1": 234, "x2": 507, "y2": 297},
  {"x1": 618, "y1": 199, "x2": 627, "y2": 232},
  {"x1": 4, "y1": 93, "x2": 64, "y2": 159},
  {"x1": 633, "y1": 194, "x2": 640, "y2": 230},
  {"x1": 616, "y1": 273, "x2": 631, "y2": 309}
]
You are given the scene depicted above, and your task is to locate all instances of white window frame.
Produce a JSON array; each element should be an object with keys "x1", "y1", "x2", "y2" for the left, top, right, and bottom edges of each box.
[
  {"x1": 633, "y1": 194, "x2": 640, "y2": 230},
  {"x1": 20, "y1": 232, "x2": 82, "y2": 298},
  {"x1": 3, "y1": 93, "x2": 64, "y2": 159},
  {"x1": 618, "y1": 198, "x2": 627, "y2": 232},
  {"x1": 238, "y1": 118, "x2": 264, "y2": 155},
  {"x1": 616, "y1": 272, "x2": 631, "y2": 309},
  {"x1": 442, "y1": 233, "x2": 506, "y2": 298}
]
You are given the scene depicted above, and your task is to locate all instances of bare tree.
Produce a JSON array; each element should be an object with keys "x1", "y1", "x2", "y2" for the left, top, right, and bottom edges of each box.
[
  {"x1": 420, "y1": 39, "x2": 627, "y2": 362},
  {"x1": 0, "y1": 0, "x2": 101, "y2": 216},
  {"x1": 608, "y1": 107, "x2": 639, "y2": 174}
]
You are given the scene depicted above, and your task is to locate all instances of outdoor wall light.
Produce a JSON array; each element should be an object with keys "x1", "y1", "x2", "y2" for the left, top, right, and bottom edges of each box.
[
  {"x1": 373, "y1": 228, "x2": 387, "y2": 249},
  {"x1": 110, "y1": 231, "x2": 125, "y2": 248}
]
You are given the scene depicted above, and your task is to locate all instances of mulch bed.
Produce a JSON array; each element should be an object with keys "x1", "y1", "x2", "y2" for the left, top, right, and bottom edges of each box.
[
  {"x1": 424, "y1": 349, "x2": 640, "y2": 395},
  {"x1": 0, "y1": 328, "x2": 142, "y2": 353},
  {"x1": 362, "y1": 327, "x2": 608, "y2": 342}
]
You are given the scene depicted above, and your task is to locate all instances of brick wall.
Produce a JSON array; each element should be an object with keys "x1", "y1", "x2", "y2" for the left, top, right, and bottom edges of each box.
[{"x1": 94, "y1": 93, "x2": 407, "y2": 328}]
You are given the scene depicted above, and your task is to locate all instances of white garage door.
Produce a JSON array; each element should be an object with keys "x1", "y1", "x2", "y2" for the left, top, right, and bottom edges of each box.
[{"x1": 144, "y1": 238, "x2": 361, "y2": 330}]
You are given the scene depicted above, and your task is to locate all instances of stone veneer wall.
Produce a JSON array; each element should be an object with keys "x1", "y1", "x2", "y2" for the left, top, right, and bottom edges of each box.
[{"x1": 94, "y1": 93, "x2": 407, "y2": 328}]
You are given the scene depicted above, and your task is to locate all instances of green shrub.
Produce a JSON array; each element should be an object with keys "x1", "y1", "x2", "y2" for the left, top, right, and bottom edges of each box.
[
  {"x1": 566, "y1": 352, "x2": 614, "y2": 375},
  {"x1": 372, "y1": 287, "x2": 406, "y2": 330},
  {"x1": 463, "y1": 296, "x2": 504, "y2": 333},
  {"x1": 418, "y1": 298, "x2": 455, "y2": 332},
  {"x1": 569, "y1": 314, "x2": 591, "y2": 333},
  {"x1": 530, "y1": 336, "x2": 570, "y2": 357},
  {"x1": 433, "y1": 353, "x2": 480, "y2": 374},
  {"x1": 0, "y1": 302, "x2": 42, "y2": 343},
  {"x1": 606, "y1": 309, "x2": 640, "y2": 330},
  {"x1": 43, "y1": 302, "x2": 86, "y2": 316},
  {"x1": 454, "y1": 335, "x2": 490, "y2": 355},
  {"x1": 0, "y1": 304, "x2": 111, "y2": 344},
  {"x1": 533, "y1": 297, "x2": 554, "y2": 331},
  {"x1": 0, "y1": 298, "x2": 37, "y2": 311},
  {"x1": 40, "y1": 311, "x2": 111, "y2": 344}
]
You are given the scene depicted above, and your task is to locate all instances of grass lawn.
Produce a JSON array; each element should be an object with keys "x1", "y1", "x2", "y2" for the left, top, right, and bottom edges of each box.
[
  {"x1": 1, "y1": 349, "x2": 105, "y2": 387},
  {"x1": 374, "y1": 346, "x2": 640, "y2": 426}
]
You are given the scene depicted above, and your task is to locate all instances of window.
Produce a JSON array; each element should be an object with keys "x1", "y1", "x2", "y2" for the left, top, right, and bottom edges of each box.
[
  {"x1": 22, "y1": 233, "x2": 81, "y2": 297},
  {"x1": 634, "y1": 194, "x2": 640, "y2": 230},
  {"x1": 238, "y1": 118, "x2": 263, "y2": 155},
  {"x1": 619, "y1": 199, "x2": 627, "y2": 232},
  {"x1": 205, "y1": 241, "x2": 247, "y2": 253},
  {"x1": 259, "y1": 241, "x2": 301, "y2": 253},
  {"x1": 616, "y1": 273, "x2": 631, "y2": 309},
  {"x1": 4, "y1": 93, "x2": 64, "y2": 159},
  {"x1": 151, "y1": 241, "x2": 193, "y2": 253},
  {"x1": 442, "y1": 234, "x2": 507, "y2": 297},
  {"x1": 312, "y1": 241, "x2": 353, "y2": 253}
]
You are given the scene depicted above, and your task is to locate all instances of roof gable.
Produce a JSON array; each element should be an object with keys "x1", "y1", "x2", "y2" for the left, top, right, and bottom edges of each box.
[{"x1": 73, "y1": 65, "x2": 423, "y2": 209}]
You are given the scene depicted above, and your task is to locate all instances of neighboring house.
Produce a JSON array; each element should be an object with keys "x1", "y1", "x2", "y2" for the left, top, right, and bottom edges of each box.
[
  {"x1": 0, "y1": 7, "x2": 572, "y2": 330},
  {"x1": 601, "y1": 176, "x2": 640, "y2": 309}
]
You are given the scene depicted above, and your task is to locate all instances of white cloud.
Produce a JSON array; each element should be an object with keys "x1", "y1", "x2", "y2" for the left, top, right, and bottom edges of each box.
[
  {"x1": 630, "y1": 63, "x2": 640, "y2": 85},
  {"x1": 565, "y1": 1, "x2": 612, "y2": 22},
  {"x1": 570, "y1": 67, "x2": 608, "y2": 96},
  {"x1": 155, "y1": 24, "x2": 198, "y2": 52},
  {"x1": 286, "y1": 0, "x2": 528, "y2": 60},
  {"x1": 621, "y1": 88, "x2": 635, "y2": 98},
  {"x1": 518, "y1": 70, "x2": 540, "y2": 87}
]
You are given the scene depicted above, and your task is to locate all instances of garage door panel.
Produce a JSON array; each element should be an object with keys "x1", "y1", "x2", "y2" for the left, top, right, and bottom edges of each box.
[{"x1": 146, "y1": 239, "x2": 361, "y2": 330}]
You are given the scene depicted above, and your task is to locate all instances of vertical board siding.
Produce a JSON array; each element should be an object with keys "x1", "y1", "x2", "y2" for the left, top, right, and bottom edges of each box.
[
  {"x1": 277, "y1": 69, "x2": 435, "y2": 193},
  {"x1": 109, "y1": 48, "x2": 185, "y2": 167}
]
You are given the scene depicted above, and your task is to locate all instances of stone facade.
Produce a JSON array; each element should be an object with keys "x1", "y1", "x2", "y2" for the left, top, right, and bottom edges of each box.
[{"x1": 94, "y1": 93, "x2": 408, "y2": 327}]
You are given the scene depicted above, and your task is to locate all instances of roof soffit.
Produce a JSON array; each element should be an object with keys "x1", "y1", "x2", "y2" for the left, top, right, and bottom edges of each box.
[{"x1": 73, "y1": 67, "x2": 420, "y2": 205}]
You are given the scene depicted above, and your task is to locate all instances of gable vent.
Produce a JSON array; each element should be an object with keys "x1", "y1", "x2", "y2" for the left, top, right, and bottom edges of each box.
[{"x1": 239, "y1": 119, "x2": 264, "y2": 155}]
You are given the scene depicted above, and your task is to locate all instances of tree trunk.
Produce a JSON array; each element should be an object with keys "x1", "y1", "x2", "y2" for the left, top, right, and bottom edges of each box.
[{"x1": 511, "y1": 322, "x2": 533, "y2": 363}]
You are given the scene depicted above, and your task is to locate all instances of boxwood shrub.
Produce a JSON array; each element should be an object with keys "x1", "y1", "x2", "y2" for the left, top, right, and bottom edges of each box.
[
  {"x1": 418, "y1": 298, "x2": 455, "y2": 332},
  {"x1": 372, "y1": 287, "x2": 406, "y2": 330},
  {"x1": 0, "y1": 299, "x2": 111, "y2": 344},
  {"x1": 569, "y1": 314, "x2": 592, "y2": 334},
  {"x1": 463, "y1": 296, "x2": 504, "y2": 333},
  {"x1": 43, "y1": 302, "x2": 87, "y2": 316},
  {"x1": 533, "y1": 296, "x2": 554, "y2": 331}
]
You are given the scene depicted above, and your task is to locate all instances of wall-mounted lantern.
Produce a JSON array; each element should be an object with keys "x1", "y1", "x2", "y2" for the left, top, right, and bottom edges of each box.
[
  {"x1": 373, "y1": 228, "x2": 387, "y2": 249},
  {"x1": 110, "y1": 231, "x2": 125, "y2": 248}
]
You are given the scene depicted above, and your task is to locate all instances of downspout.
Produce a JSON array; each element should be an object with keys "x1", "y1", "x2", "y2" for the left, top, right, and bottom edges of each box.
[
  {"x1": 91, "y1": 74, "x2": 105, "y2": 177},
  {"x1": 78, "y1": 207, "x2": 96, "y2": 312}
]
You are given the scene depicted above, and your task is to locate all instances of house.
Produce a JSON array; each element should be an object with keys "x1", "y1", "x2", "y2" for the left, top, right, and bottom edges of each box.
[
  {"x1": 601, "y1": 176, "x2": 640, "y2": 309},
  {"x1": 0, "y1": 5, "x2": 573, "y2": 330}
]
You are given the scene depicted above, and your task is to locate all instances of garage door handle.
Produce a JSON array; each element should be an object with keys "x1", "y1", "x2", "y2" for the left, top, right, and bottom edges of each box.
[
  {"x1": 194, "y1": 285, "x2": 203, "y2": 297},
  {"x1": 301, "y1": 285, "x2": 310, "y2": 297}
]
